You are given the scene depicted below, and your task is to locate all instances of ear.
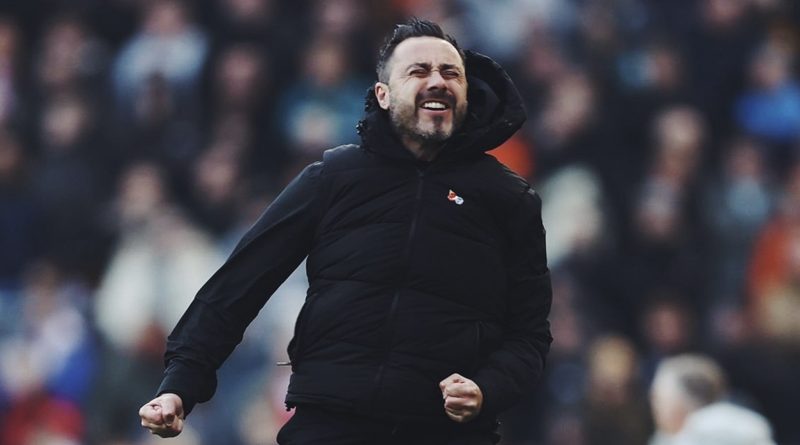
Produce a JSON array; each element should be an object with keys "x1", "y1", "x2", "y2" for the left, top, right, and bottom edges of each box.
[{"x1": 374, "y1": 82, "x2": 390, "y2": 110}]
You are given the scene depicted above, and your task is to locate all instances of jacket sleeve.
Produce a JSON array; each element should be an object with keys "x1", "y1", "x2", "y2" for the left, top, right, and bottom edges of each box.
[
  {"x1": 156, "y1": 161, "x2": 326, "y2": 414},
  {"x1": 472, "y1": 187, "x2": 552, "y2": 418}
]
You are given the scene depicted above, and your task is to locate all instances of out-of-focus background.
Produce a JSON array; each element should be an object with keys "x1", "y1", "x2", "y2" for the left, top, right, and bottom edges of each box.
[{"x1": 0, "y1": 0, "x2": 799, "y2": 444}]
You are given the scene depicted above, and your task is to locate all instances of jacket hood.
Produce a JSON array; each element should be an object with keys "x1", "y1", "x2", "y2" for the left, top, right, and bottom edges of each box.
[{"x1": 356, "y1": 50, "x2": 527, "y2": 161}]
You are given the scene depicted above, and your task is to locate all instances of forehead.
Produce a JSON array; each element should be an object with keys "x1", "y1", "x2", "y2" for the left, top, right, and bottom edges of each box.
[{"x1": 390, "y1": 36, "x2": 464, "y2": 72}]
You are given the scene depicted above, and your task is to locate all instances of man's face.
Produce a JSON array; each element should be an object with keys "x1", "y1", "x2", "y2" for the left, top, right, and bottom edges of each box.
[{"x1": 375, "y1": 36, "x2": 468, "y2": 145}]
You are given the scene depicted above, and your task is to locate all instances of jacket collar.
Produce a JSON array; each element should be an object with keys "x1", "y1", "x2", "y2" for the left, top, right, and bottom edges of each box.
[{"x1": 356, "y1": 50, "x2": 527, "y2": 163}]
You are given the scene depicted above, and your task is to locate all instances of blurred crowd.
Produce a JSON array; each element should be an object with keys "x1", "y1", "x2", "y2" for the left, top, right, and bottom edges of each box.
[{"x1": 0, "y1": 0, "x2": 799, "y2": 444}]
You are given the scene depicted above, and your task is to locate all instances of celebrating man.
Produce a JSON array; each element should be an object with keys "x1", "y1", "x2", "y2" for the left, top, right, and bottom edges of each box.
[{"x1": 140, "y1": 18, "x2": 552, "y2": 445}]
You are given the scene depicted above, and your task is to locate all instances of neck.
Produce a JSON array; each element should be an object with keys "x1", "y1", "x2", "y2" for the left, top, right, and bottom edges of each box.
[{"x1": 401, "y1": 135, "x2": 444, "y2": 162}]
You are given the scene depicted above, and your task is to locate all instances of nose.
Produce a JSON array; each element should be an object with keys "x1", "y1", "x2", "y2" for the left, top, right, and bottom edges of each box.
[{"x1": 426, "y1": 70, "x2": 447, "y2": 90}]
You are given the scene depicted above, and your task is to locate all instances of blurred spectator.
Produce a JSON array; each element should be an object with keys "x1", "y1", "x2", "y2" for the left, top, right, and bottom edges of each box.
[
  {"x1": 624, "y1": 106, "x2": 708, "y2": 319},
  {"x1": 31, "y1": 13, "x2": 114, "y2": 181},
  {"x1": 639, "y1": 297, "x2": 695, "y2": 379},
  {"x1": 204, "y1": 43, "x2": 284, "y2": 187},
  {"x1": 540, "y1": 166, "x2": 606, "y2": 267},
  {"x1": 584, "y1": 335, "x2": 652, "y2": 445},
  {"x1": 34, "y1": 14, "x2": 109, "y2": 98},
  {"x1": 615, "y1": 38, "x2": 691, "y2": 172},
  {"x1": 736, "y1": 42, "x2": 800, "y2": 142},
  {"x1": 311, "y1": 0, "x2": 366, "y2": 39},
  {"x1": 618, "y1": 38, "x2": 688, "y2": 103},
  {"x1": 112, "y1": 0, "x2": 209, "y2": 115},
  {"x1": 516, "y1": 34, "x2": 571, "y2": 99},
  {"x1": 94, "y1": 161, "x2": 221, "y2": 354},
  {"x1": 575, "y1": 0, "x2": 628, "y2": 75},
  {"x1": 31, "y1": 92, "x2": 110, "y2": 279},
  {"x1": 704, "y1": 137, "x2": 773, "y2": 305},
  {"x1": 736, "y1": 41, "x2": 800, "y2": 173},
  {"x1": 649, "y1": 354, "x2": 775, "y2": 445},
  {"x1": 208, "y1": 0, "x2": 307, "y2": 90},
  {"x1": 0, "y1": 260, "x2": 96, "y2": 445},
  {"x1": 683, "y1": 0, "x2": 759, "y2": 138},
  {"x1": 532, "y1": 71, "x2": 600, "y2": 178},
  {"x1": 120, "y1": 70, "x2": 203, "y2": 195},
  {"x1": 188, "y1": 142, "x2": 245, "y2": 236},
  {"x1": 212, "y1": 44, "x2": 269, "y2": 117},
  {"x1": 275, "y1": 35, "x2": 365, "y2": 172},
  {"x1": 748, "y1": 162, "x2": 800, "y2": 342},
  {"x1": 538, "y1": 167, "x2": 625, "y2": 334}
]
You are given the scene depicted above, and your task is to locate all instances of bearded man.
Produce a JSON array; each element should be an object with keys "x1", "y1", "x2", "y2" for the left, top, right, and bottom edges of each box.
[{"x1": 139, "y1": 18, "x2": 552, "y2": 445}]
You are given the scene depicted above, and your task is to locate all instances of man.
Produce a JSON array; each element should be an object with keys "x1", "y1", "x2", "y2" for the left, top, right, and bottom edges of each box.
[
  {"x1": 649, "y1": 354, "x2": 775, "y2": 445},
  {"x1": 139, "y1": 19, "x2": 552, "y2": 444}
]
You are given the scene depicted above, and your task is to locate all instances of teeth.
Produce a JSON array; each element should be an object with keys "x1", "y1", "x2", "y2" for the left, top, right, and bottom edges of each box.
[{"x1": 421, "y1": 101, "x2": 447, "y2": 110}]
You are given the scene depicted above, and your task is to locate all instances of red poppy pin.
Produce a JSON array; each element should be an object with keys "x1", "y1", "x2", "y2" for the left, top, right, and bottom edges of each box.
[{"x1": 447, "y1": 189, "x2": 464, "y2": 205}]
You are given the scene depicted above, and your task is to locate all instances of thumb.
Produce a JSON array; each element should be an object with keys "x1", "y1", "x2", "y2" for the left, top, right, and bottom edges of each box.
[
  {"x1": 449, "y1": 373, "x2": 466, "y2": 383},
  {"x1": 160, "y1": 397, "x2": 178, "y2": 426},
  {"x1": 439, "y1": 373, "x2": 465, "y2": 395}
]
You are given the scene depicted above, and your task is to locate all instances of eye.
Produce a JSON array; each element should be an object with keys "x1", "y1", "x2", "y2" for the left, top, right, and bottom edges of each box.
[
  {"x1": 410, "y1": 69, "x2": 427, "y2": 76},
  {"x1": 443, "y1": 70, "x2": 460, "y2": 78}
]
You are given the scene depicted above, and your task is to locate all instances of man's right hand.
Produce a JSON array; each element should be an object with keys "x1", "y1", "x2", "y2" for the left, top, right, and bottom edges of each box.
[{"x1": 139, "y1": 393, "x2": 185, "y2": 437}]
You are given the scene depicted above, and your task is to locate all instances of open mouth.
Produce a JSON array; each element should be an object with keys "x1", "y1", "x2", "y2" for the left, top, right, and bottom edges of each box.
[{"x1": 419, "y1": 100, "x2": 451, "y2": 111}]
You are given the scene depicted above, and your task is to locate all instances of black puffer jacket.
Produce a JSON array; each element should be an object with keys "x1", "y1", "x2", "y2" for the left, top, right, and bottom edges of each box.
[{"x1": 158, "y1": 50, "x2": 552, "y2": 430}]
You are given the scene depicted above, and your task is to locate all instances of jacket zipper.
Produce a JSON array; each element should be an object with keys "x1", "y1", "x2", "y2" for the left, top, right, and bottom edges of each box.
[
  {"x1": 371, "y1": 168, "x2": 426, "y2": 408},
  {"x1": 403, "y1": 169, "x2": 426, "y2": 259},
  {"x1": 472, "y1": 321, "x2": 482, "y2": 373}
]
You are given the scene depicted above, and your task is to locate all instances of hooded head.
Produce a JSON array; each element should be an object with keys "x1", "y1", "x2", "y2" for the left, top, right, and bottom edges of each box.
[{"x1": 360, "y1": 19, "x2": 525, "y2": 161}]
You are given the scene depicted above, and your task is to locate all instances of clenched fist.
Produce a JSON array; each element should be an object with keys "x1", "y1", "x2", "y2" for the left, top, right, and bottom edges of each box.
[
  {"x1": 139, "y1": 393, "x2": 185, "y2": 438},
  {"x1": 439, "y1": 373, "x2": 483, "y2": 423}
]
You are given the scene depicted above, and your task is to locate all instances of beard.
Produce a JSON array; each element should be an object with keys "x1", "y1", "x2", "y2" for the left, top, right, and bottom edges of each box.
[{"x1": 388, "y1": 89, "x2": 468, "y2": 146}]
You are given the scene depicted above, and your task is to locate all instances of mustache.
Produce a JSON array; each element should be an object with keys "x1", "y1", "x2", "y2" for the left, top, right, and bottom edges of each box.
[{"x1": 416, "y1": 90, "x2": 455, "y2": 108}]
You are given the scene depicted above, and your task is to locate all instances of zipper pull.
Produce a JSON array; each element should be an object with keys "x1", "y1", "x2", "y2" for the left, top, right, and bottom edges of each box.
[{"x1": 276, "y1": 361, "x2": 292, "y2": 366}]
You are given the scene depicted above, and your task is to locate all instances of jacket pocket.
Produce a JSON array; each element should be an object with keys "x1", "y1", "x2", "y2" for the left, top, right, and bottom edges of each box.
[{"x1": 287, "y1": 293, "x2": 318, "y2": 371}]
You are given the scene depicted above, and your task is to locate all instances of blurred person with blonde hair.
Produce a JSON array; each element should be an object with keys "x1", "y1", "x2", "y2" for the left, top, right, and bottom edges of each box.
[{"x1": 649, "y1": 353, "x2": 775, "y2": 445}]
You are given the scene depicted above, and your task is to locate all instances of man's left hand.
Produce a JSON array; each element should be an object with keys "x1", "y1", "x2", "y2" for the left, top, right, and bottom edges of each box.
[{"x1": 439, "y1": 373, "x2": 483, "y2": 423}]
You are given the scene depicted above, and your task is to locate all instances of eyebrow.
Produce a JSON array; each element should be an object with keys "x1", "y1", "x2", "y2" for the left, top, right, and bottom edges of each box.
[{"x1": 406, "y1": 62, "x2": 463, "y2": 73}]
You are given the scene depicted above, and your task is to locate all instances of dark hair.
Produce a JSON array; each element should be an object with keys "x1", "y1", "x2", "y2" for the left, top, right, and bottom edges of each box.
[{"x1": 375, "y1": 18, "x2": 465, "y2": 83}]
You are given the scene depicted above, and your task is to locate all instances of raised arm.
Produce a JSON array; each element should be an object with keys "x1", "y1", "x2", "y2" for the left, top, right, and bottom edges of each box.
[{"x1": 140, "y1": 162, "x2": 326, "y2": 437}]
